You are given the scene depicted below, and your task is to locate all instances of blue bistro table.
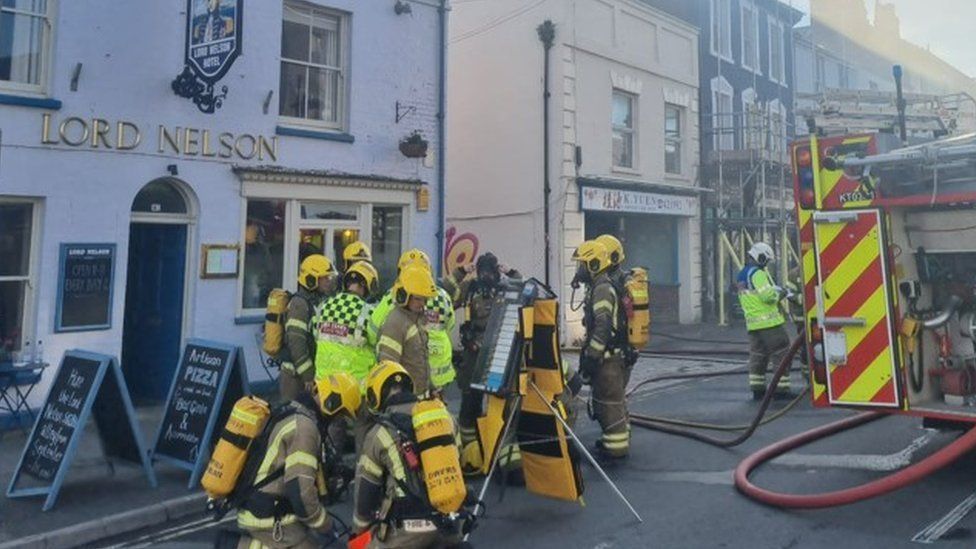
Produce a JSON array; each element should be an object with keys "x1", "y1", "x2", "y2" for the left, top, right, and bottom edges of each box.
[{"x1": 0, "y1": 361, "x2": 48, "y2": 435}]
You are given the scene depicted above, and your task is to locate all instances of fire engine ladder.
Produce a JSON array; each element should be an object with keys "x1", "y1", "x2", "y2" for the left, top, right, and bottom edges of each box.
[
  {"x1": 836, "y1": 133, "x2": 976, "y2": 170},
  {"x1": 827, "y1": 133, "x2": 976, "y2": 202}
]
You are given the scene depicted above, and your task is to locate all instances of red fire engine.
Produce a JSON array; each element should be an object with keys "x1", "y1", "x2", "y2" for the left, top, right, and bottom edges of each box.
[{"x1": 793, "y1": 129, "x2": 976, "y2": 421}]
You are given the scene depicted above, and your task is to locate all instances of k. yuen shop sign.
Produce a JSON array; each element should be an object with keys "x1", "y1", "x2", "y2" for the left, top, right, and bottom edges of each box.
[
  {"x1": 580, "y1": 185, "x2": 698, "y2": 217},
  {"x1": 40, "y1": 114, "x2": 278, "y2": 162}
]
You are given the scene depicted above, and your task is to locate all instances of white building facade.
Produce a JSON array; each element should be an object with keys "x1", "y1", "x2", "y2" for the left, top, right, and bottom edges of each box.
[
  {"x1": 0, "y1": 0, "x2": 446, "y2": 410},
  {"x1": 448, "y1": 0, "x2": 701, "y2": 342}
]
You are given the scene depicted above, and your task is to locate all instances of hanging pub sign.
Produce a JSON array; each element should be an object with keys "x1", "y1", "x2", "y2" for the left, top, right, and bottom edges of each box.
[{"x1": 171, "y1": 0, "x2": 244, "y2": 113}]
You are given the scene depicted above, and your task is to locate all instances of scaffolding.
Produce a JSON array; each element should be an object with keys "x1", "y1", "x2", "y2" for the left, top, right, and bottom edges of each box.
[{"x1": 702, "y1": 104, "x2": 800, "y2": 325}]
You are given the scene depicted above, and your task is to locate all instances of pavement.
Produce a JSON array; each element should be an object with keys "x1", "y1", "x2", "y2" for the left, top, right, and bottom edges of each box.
[{"x1": 6, "y1": 322, "x2": 976, "y2": 548}]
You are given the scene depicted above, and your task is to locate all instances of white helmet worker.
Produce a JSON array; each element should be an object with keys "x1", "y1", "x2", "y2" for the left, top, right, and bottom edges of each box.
[{"x1": 747, "y1": 242, "x2": 775, "y2": 266}]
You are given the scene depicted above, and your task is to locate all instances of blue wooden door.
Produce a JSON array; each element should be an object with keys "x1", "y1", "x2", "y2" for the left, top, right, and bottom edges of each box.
[{"x1": 122, "y1": 223, "x2": 187, "y2": 403}]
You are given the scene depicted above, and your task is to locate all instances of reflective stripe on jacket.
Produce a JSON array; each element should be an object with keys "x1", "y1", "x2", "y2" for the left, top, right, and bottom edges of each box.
[
  {"x1": 736, "y1": 266, "x2": 785, "y2": 331},
  {"x1": 376, "y1": 307, "x2": 431, "y2": 395},
  {"x1": 583, "y1": 273, "x2": 618, "y2": 361},
  {"x1": 237, "y1": 401, "x2": 331, "y2": 534}
]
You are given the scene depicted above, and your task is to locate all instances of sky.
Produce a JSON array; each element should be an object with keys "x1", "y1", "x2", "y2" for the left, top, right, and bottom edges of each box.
[{"x1": 790, "y1": 0, "x2": 976, "y2": 78}]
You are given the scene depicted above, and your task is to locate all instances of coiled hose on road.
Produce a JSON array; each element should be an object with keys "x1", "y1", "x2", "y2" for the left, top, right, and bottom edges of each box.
[
  {"x1": 629, "y1": 336, "x2": 805, "y2": 447},
  {"x1": 628, "y1": 335, "x2": 976, "y2": 508}
]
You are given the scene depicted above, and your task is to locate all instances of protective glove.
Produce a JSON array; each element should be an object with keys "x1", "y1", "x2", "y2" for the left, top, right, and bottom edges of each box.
[
  {"x1": 566, "y1": 371, "x2": 584, "y2": 395},
  {"x1": 578, "y1": 354, "x2": 599, "y2": 385}
]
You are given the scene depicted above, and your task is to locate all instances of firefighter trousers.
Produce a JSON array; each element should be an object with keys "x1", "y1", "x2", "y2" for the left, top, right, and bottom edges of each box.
[
  {"x1": 236, "y1": 524, "x2": 321, "y2": 549},
  {"x1": 368, "y1": 523, "x2": 462, "y2": 548},
  {"x1": 747, "y1": 325, "x2": 792, "y2": 392},
  {"x1": 456, "y1": 350, "x2": 482, "y2": 444},
  {"x1": 592, "y1": 354, "x2": 630, "y2": 457},
  {"x1": 278, "y1": 364, "x2": 304, "y2": 403}
]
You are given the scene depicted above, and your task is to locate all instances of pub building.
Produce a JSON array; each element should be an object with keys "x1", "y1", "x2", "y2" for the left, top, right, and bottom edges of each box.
[{"x1": 0, "y1": 0, "x2": 446, "y2": 419}]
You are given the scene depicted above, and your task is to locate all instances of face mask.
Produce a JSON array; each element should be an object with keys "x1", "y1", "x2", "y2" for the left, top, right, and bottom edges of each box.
[{"x1": 571, "y1": 264, "x2": 591, "y2": 288}]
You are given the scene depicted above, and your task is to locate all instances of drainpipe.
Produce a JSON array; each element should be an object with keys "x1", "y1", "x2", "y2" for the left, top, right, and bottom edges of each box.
[
  {"x1": 537, "y1": 20, "x2": 555, "y2": 286},
  {"x1": 435, "y1": 0, "x2": 448, "y2": 275}
]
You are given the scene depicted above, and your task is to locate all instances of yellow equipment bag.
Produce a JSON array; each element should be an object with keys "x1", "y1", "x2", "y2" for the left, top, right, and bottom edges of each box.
[
  {"x1": 201, "y1": 396, "x2": 271, "y2": 499},
  {"x1": 623, "y1": 268, "x2": 650, "y2": 348},
  {"x1": 263, "y1": 289, "x2": 291, "y2": 356},
  {"x1": 412, "y1": 399, "x2": 467, "y2": 514}
]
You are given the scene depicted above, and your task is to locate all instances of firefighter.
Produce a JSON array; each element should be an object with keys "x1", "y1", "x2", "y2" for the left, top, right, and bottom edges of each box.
[
  {"x1": 450, "y1": 253, "x2": 521, "y2": 468},
  {"x1": 343, "y1": 241, "x2": 373, "y2": 273},
  {"x1": 737, "y1": 242, "x2": 793, "y2": 400},
  {"x1": 280, "y1": 254, "x2": 339, "y2": 402},
  {"x1": 376, "y1": 264, "x2": 438, "y2": 397},
  {"x1": 352, "y1": 361, "x2": 464, "y2": 548},
  {"x1": 235, "y1": 373, "x2": 360, "y2": 549},
  {"x1": 370, "y1": 249, "x2": 457, "y2": 396},
  {"x1": 314, "y1": 261, "x2": 380, "y2": 383},
  {"x1": 573, "y1": 240, "x2": 630, "y2": 461}
]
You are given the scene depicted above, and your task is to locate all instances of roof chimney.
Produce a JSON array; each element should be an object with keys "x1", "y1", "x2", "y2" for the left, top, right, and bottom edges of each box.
[{"x1": 874, "y1": 1, "x2": 901, "y2": 38}]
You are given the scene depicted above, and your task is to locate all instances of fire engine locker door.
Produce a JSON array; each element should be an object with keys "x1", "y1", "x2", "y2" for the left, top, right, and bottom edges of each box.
[{"x1": 812, "y1": 209, "x2": 901, "y2": 408}]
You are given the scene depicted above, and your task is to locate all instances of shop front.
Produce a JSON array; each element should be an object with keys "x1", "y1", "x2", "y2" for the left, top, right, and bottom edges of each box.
[{"x1": 578, "y1": 180, "x2": 701, "y2": 324}]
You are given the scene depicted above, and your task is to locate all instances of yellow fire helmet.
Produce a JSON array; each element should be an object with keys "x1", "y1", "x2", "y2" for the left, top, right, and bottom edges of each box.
[
  {"x1": 393, "y1": 264, "x2": 438, "y2": 306},
  {"x1": 343, "y1": 260, "x2": 379, "y2": 296},
  {"x1": 298, "y1": 254, "x2": 335, "y2": 291},
  {"x1": 365, "y1": 360, "x2": 413, "y2": 412},
  {"x1": 572, "y1": 240, "x2": 611, "y2": 275},
  {"x1": 315, "y1": 372, "x2": 362, "y2": 418},
  {"x1": 397, "y1": 248, "x2": 432, "y2": 273},
  {"x1": 595, "y1": 234, "x2": 625, "y2": 267},
  {"x1": 343, "y1": 241, "x2": 373, "y2": 267}
]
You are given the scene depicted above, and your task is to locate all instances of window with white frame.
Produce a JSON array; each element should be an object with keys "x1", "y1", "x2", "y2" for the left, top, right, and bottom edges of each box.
[
  {"x1": 768, "y1": 99, "x2": 788, "y2": 159},
  {"x1": 664, "y1": 104, "x2": 683, "y2": 175},
  {"x1": 711, "y1": 77, "x2": 734, "y2": 151},
  {"x1": 740, "y1": 1, "x2": 760, "y2": 73},
  {"x1": 837, "y1": 64, "x2": 849, "y2": 88},
  {"x1": 0, "y1": 200, "x2": 37, "y2": 360},
  {"x1": 612, "y1": 90, "x2": 636, "y2": 170},
  {"x1": 815, "y1": 55, "x2": 825, "y2": 91},
  {"x1": 0, "y1": 0, "x2": 54, "y2": 94},
  {"x1": 741, "y1": 88, "x2": 761, "y2": 150},
  {"x1": 239, "y1": 198, "x2": 405, "y2": 313},
  {"x1": 710, "y1": 0, "x2": 732, "y2": 60},
  {"x1": 768, "y1": 19, "x2": 785, "y2": 84},
  {"x1": 279, "y1": 2, "x2": 348, "y2": 129}
]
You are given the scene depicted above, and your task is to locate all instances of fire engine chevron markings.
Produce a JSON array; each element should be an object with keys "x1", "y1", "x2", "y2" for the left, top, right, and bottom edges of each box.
[
  {"x1": 770, "y1": 432, "x2": 936, "y2": 472},
  {"x1": 912, "y1": 490, "x2": 976, "y2": 544}
]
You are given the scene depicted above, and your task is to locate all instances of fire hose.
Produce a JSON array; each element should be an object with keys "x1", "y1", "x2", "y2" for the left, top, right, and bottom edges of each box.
[
  {"x1": 733, "y1": 412, "x2": 976, "y2": 508},
  {"x1": 626, "y1": 366, "x2": 808, "y2": 432},
  {"x1": 626, "y1": 334, "x2": 976, "y2": 508},
  {"x1": 629, "y1": 336, "x2": 805, "y2": 447}
]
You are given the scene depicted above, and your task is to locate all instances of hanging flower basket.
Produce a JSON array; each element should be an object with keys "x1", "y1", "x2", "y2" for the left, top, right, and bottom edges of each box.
[{"x1": 399, "y1": 131, "x2": 429, "y2": 158}]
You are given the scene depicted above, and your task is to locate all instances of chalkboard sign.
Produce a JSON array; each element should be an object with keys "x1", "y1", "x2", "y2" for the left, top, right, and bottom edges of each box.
[
  {"x1": 151, "y1": 339, "x2": 248, "y2": 488},
  {"x1": 55, "y1": 244, "x2": 116, "y2": 332},
  {"x1": 7, "y1": 351, "x2": 157, "y2": 511}
]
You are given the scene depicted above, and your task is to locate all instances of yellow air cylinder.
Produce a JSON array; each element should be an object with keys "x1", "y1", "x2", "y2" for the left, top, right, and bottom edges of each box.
[
  {"x1": 412, "y1": 399, "x2": 467, "y2": 514},
  {"x1": 626, "y1": 268, "x2": 650, "y2": 348},
  {"x1": 201, "y1": 396, "x2": 271, "y2": 498},
  {"x1": 263, "y1": 289, "x2": 290, "y2": 356}
]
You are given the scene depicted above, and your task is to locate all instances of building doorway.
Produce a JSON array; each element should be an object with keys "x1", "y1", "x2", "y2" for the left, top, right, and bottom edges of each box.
[{"x1": 122, "y1": 178, "x2": 196, "y2": 403}]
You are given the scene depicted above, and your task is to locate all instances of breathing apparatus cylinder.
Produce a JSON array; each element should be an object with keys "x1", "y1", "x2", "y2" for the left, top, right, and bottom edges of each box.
[
  {"x1": 201, "y1": 396, "x2": 271, "y2": 499},
  {"x1": 412, "y1": 399, "x2": 467, "y2": 514},
  {"x1": 262, "y1": 289, "x2": 290, "y2": 356},
  {"x1": 624, "y1": 268, "x2": 650, "y2": 348}
]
